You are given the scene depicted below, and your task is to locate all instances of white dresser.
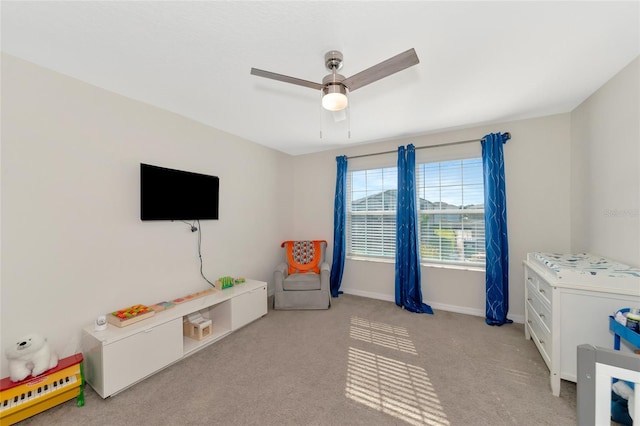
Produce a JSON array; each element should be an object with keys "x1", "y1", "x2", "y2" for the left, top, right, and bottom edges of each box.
[{"x1": 523, "y1": 253, "x2": 640, "y2": 396}]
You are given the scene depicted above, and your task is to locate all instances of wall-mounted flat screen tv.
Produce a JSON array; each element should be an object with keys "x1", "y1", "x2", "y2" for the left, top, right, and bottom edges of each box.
[{"x1": 140, "y1": 163, "x2": 219, "y2": 221}]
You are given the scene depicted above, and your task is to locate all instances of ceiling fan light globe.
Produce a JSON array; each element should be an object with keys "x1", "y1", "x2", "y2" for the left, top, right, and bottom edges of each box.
[
  {"x1": 322, "y1": 83, "x2": 348, "y2": 111},
  {"x1": 322, "y1": 92, "x2": 348, "y2": 111}
]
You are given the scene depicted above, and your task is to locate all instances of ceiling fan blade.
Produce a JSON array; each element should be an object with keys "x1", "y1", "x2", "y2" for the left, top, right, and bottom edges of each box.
[
  {"x1": 250, "y1": 68, "x2": 324, "y2": 90},
  {"x1": 342, "y1": 48, "x2": 419, "y2": 92}
]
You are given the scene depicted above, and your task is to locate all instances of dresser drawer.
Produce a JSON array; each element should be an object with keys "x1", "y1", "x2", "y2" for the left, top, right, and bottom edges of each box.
[
  {"x1": 526, "y1": 280, "x2": 552, "y2": 332},
  {"x1": 537, "y1": 277, "x2": 553, "y2": 304},
  {"x1": 526, "y1": 308, "x2": 552, "y2": 367},
  {"x1": 526, "y1": 268, "x2": 552, "y2": 305}
]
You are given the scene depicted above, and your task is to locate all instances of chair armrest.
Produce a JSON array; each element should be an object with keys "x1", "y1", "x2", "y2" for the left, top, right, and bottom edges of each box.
[
  {"x1": 274, "y1": 262, "x2": 288, "y2": 291},
  {"x1": 320, "y1": 262, "x2": 330, "y2": 292}
]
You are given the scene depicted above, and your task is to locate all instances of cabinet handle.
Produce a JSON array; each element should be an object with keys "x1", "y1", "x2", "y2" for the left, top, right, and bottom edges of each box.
[
  {"x1": 539, "y1": 288, "x2": 545, "y2": 294},
  {"x1": 527, "y1": 297, "x2": 532, "y2": 302},
  {"x1": 527, "y1": 320, "x2": 532, "y2": 324},
  {"x1": 539, "y1": 313, "x2": 545, "y2": 318},
  {"x1": 539, "y1": 339, "x2": 545, "y2": 345}
]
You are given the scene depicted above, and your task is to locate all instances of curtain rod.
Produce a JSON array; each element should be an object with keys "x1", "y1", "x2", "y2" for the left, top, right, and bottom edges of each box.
[{"x1": 346, "y1": 132, "x2": 511, "y2": 160}]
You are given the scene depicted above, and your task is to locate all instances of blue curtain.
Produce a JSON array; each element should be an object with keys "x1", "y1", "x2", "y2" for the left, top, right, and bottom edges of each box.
[
  {"x1": 330, "y1": 155, "x2": 348, "y2": 297},
  {"x1": 482, "y1": 133, "x2": 512, "y2": 325},
  {"x1": 395, "y1": 144, "x2": 433, "y2": 314}
]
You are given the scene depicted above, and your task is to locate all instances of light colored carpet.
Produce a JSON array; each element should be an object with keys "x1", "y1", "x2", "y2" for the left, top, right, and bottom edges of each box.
[{"x1": 16, "y1": 294, "x2": 577, "y2": 425}]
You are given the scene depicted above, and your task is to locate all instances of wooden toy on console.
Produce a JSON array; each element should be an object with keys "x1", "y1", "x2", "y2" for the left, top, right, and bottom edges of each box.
[
  {"x1": 172, "y1": 288, "x2": 217, "y2": 305},
  {"x1": 107, "y1": 304, "x2": 155, "y2": 327},
  {"x1": 149, "y1": 301, "x2": 175, "y2": 312},
  {"x1": 216, "y1": 276, "x2": 235, "y2": 289},
  {"x1": 182, "y1": 312, "x2": 212, "y2": 341}
]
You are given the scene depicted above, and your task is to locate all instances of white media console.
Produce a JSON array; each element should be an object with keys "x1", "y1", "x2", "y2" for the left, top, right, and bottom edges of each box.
[{"x1": 81, "y1": 279, "x2": 267, "y2": 398}]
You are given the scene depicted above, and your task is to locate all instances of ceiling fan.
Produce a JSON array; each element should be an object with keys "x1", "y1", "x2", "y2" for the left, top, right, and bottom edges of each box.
[{"x1": 250, "y1": 48, "x2": 419, "y2": 112}]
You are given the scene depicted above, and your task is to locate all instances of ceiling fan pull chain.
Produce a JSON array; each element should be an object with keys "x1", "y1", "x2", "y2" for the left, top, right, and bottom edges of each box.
[
  {"x1": 319, "y1": 91, "x2": 324, "y2": 139},
  {"x1": 347, "y1": 102, "x2": 351, "y2": 139}
]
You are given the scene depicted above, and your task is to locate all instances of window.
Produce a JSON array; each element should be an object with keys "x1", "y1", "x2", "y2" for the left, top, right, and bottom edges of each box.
[
  {"x1": 416, "y1": 158, "x2": 485, "y2": 266},
  {"x1": 346, "y1": 157, "x2": 485, "y2": 267},
  {"x1": 348, "y1": 167, "x2": 398, "y2": 258}
]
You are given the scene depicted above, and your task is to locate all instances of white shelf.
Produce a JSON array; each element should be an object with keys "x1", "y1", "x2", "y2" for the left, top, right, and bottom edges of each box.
[
  {"x1": 81, "y1": 279, "x2": 267, "y2": 398},
  {"x1": 182, "y1": 298, "x2": 232, "y2": 355}
]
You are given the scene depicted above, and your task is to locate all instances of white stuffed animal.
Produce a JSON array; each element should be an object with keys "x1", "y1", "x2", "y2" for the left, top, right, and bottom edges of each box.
[
  {"x1": 612, "y1": 380, "x2": 635, "y2": 421},
  {"x1": 5, "y1": 333, "x2": 58, "y2": 382}
]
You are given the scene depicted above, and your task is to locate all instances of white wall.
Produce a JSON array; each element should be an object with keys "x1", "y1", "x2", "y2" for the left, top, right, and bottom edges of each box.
[
  {"x1": 290, "y1": 114, "x2": 573, "y2": 321},
  {"x1": 570, "y1": 56, "x2": 640, "y2": 266},
  {"x1": 0, "y1": 54, "x2": 292, "y2": 377}
]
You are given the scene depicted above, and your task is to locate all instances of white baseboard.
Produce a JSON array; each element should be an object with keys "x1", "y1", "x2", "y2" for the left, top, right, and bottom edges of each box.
[
  {"x1": 342, "y1": 288, "x2": 395, "y2": 303},
  {"x1": 507, "y1": 313, "x2": 525, "y2": 324},
  {"x1": 341, "y1": 288, "x2": 524, "y2": 324}
]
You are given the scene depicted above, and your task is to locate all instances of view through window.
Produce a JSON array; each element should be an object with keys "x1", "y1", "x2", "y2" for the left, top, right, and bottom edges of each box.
[{"x1": 347, "y1": 158, "x2": 485, "y2": 267}]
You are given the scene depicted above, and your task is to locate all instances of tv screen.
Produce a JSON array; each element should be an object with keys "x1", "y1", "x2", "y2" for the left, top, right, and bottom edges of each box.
[{"x1": 140, "y1": 163, "x2": 219, "y2": 221}]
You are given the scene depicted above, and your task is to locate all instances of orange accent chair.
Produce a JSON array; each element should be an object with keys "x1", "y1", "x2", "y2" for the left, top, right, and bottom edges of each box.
[{"x1": 274, "y1": 240, "x2": 330, "y2": 310}]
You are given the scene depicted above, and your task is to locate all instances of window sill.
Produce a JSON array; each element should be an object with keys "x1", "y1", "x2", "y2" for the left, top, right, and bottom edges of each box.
[
  {"x1": 421, "y1": 262, "x2": 485, "y2": 273},
  {"x1": 347, "y1": 256, "x2": 394, "y2": 264},
  {"x1": 346, "y1": 256, "x2": 485, "y2": 273}
]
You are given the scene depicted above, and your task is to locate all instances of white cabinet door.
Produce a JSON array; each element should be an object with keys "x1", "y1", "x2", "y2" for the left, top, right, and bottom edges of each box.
[
  {"x1": 102, "y1": 318, "x2": 183, "y2": 397},
  {"x1": 231, "y1": 285, "x2": 267, "y2": 330},
  {"x1": 559, "y1": 289, "x2": 639, "y2": 382}
]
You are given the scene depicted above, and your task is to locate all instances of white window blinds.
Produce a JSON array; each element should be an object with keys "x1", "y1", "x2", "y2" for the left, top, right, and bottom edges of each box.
[{"x1": 346, "y1": 152, "x2": 485, "y2": 267}]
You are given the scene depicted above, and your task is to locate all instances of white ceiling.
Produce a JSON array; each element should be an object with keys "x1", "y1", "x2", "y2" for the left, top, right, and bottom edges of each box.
[{"x1": 2, "y1": 1, "x2": 639, "y2": 155}]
